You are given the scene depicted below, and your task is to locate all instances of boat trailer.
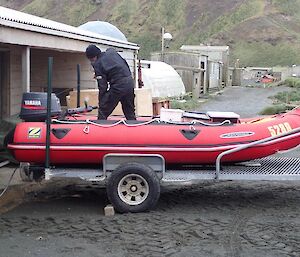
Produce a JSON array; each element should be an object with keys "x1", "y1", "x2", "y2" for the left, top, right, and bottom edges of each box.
[
  {"x1": 40, "y1": 125, "x2": 300, "y2": 184},
  {"x1": 20, "y1": 132, "x2": 300, "y2": 213},
  {"x1": 20, "y1": 140, "x2": 300, "y2": 213},
  {"x1": 16, "y1": 57, "x2": 300, "y2": 213}
]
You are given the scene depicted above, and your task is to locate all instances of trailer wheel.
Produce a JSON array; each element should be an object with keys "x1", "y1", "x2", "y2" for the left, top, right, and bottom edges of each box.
[{"x1": 107, "y1": 163, "x2": 160, "y2": 213}]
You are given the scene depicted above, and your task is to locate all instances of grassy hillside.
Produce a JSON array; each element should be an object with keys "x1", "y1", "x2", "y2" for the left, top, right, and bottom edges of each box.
[{"x1": 1, "y1": 0, "x2": 300, "y2": 66}]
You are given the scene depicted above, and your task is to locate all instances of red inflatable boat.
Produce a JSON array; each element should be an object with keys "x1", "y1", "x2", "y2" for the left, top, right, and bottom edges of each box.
[{"x1": 5, "y1": 93, "x2": 300, "y2": 165}]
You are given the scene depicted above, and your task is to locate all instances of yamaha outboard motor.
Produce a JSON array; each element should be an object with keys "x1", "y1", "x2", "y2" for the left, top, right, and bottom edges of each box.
[{"x1": 19, "y1": 92, "x2": 62, "y2": 122}]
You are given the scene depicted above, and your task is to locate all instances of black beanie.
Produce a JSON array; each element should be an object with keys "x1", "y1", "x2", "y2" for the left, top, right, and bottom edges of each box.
[{"x1": 86, "y1": 44, "x2": 101, "y2": 58}]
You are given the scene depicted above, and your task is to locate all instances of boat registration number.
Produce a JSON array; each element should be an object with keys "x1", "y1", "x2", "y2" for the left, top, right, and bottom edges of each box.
[{"x1": 267, "y1": 122, "x2": 292, "y2": 136}]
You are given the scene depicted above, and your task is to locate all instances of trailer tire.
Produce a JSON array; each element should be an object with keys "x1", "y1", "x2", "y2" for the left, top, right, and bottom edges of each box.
[{"x1": 106, "y1": 162, "x2": 160, "y2": 213}]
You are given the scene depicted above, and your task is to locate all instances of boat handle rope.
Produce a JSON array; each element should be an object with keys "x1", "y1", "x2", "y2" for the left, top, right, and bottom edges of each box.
[
  {"x1": 189, "y1": 125, "x2": 196, "y2": 131},
  {"x1": 52, "y1": 118, "x2": 231, "y2": 129},
  {"x1": 83, "y1": 125, "x2": 90, "y2": 134},
  {"x1": 154, "y1": 119, "x2": 231, "y2": 126},
  {"x1": 191, "y1": 119, "x2": 231, "y2": 126},
  {"x1": 52, "y1": 119, "x2": 87, "y2": 124},
  {"x1": 290, "y1": 105, "x2": 300, "y2": 112},
  {"x1": 86, "y1": 119, "x2": 161, "y2": 128},
  {"x1": 277, "y1": 106, "x2": 300, "y2": 118},
  {"x1": 52, "y1": 118, "x2": 161, "y2": 129}
]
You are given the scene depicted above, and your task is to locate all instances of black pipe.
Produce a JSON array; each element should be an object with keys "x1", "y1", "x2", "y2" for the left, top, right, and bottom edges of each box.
[
  {"x1": 77, "y1": 64, "x2": 81, "y2": 107},
  {"x1": 45, "y1": 57, "x2": 53, "y2": 169}
]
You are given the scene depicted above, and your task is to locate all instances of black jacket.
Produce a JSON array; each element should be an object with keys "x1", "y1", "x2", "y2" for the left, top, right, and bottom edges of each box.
[{"x1": 92, "y1": 48, "x2": 133, "y2": 94}]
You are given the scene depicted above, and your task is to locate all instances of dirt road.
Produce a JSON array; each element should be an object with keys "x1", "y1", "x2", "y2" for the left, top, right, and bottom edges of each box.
[
  {"x1": 0, "y1": 86, "x2": 299, "y2": 257},
  {"x1": 199, "y1": 85, "x2": 292, "y2": 118}
]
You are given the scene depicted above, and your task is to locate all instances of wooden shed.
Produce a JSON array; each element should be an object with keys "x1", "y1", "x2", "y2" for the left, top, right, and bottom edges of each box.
[{"x1": 0, "y1": 6, "x2": 139, "y2": 119}]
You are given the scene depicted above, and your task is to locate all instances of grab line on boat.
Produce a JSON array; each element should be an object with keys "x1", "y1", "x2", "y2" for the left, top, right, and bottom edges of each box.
[{"x1": 51, "y1": 118, "x2": 232, "y2": 128}]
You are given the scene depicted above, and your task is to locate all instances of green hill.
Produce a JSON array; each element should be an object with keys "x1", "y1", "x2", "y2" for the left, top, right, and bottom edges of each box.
[{"x1": 1, "y1": 0, "x2": 300, "y2": 66}]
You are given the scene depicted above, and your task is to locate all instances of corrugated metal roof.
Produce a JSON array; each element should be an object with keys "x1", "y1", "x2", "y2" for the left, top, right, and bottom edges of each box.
[
  {"x1": 0, "y1": 6, "x2": 139, "y2": 50},
  {"x1": 181, "y1": 45, "x2": 229, "y2": 52}
]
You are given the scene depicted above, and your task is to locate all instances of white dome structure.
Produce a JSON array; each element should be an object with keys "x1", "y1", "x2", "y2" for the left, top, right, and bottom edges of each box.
[
  {"x1": 141, "y1": 61, "x2": 186, "y2": 98},
  {"x1": 78, "y1": 21, "x2": 128, "y2": 42}
]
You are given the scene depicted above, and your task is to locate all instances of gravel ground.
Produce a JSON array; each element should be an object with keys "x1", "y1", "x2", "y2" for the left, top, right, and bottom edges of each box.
[
  {"x1": 199, "y1": 85, "x2": 292, "y2": 118},
  {"x1": 0, "y1": 86, "x2": 299, "y2": 257}
]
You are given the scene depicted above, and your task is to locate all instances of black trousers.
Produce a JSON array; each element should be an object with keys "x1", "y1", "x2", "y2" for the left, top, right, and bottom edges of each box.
[{"x1": 98, "y1": 79, "x2": 136, "y2": 120}]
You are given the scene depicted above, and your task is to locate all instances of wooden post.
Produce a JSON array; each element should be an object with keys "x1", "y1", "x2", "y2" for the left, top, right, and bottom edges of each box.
[
  {"x1": 21, "y1": 46, "x2": 30, "y2": 93},
  {"x1": 45, "y1": 57, "x2": 53, "y2": 169},
  {"x1": 161, "y1": 27, "x2": 165, "y2": 62}
]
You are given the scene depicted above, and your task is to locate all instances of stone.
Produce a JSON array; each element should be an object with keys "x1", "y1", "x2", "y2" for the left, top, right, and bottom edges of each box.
[{"x1": 104, "y1": 205, "x2": 115, "y2": 216}]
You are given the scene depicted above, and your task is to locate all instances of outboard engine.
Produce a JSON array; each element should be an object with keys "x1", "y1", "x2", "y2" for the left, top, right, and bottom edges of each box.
[{"x1": 19, "y1": 92, "x2": 62, "y2": 122}]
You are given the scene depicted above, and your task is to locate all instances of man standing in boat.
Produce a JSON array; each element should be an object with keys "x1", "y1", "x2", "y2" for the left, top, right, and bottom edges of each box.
[{"x1": 85, "y1": 44, "x2": 136, "y2": 120}]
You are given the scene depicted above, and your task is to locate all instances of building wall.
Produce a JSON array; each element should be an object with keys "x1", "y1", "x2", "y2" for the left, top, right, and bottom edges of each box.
[
  {"x1": 241, "y1": 68, "x2": 271, "y2": 86},
  {"x1": 180, "y1": 46, "x2": 229, "y2": 87},
  {"x1": 30, "y1": 49, "x2": 136, "y2": 106},
  {"x1": 0, "y1": 48, "x2": 10, "y2": 118},
  {"x1": 0, "y1": 25, "x2": 138, "y2": 89},
  {"x1": 228, "y1": 68, "x2": 233, "y2": 87},
  {"x1": 208, "y1": 61, "x2": 221, "y2": 90},
  {"x1": 30, "y1": 49, "x2": 136, "y2": 91},
  {"x1": 151, "y1": 52, "x2": 198, "y2": 91},
  {"x1": 200, "y1": 55, "x2": 208, "y2": 94},
  {"x1": 240, "y1": 66, "x2": 300, "y2": 85},
  {"x1": 199, "y1": 51, "x2": 228, "y2": 87},
  {"x1": 3, "y1": 46, "x2": 136, "y2": 116},
  {"x1": 30, "y1": 49, "x2": 97, "y2": 92},
  {"x1": 8, "y1": 45, "x2": 23, "y2": 116},
  {"x1": 151, "y1": 52, "x2": 208, "y2": 93},
  {"x1": 273, "y1": 66, "x2": 300, "y2": 80},
  {"x1": 0, "y1": 9, "x2": 139, "y2": 118},
  {"x1": 2, "y1": 46, "x2": 93, "y2": 116}
]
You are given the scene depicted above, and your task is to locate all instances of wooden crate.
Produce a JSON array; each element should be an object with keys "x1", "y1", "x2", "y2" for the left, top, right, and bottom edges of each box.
[
  {"x1": 66, "y1": 88, "x2": 153, "y2": 117},
  {"x1": 152, "y1": 98, "x2": 170, "y2": 116},
  {"x1": 66, "y1": 89, "x2": 99, "y2": 115}
]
